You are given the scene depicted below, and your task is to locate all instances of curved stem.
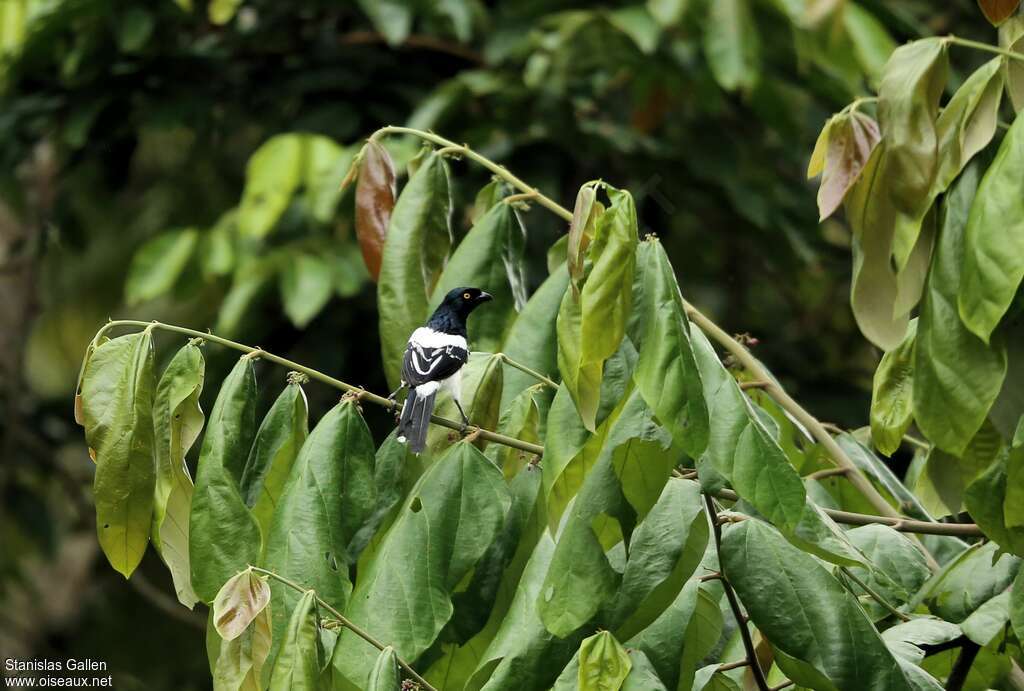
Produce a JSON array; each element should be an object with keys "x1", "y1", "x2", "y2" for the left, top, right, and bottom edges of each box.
[
  {"x1": 838, "y1": 567, "x2": 910, "y2": 622},
  {"x1": 368, "y1": 126, "x2": 574, "y2": 223},
  {"x1": 704, "y1": 495, "x2": 771, "y2": 691},
  {"x1": 92, "y1": 320, "x2": 544, "y2": 458},
  {"x1": 945, "y1": 35, "x2": 1024, "y2": 63},
  {"x1": 497, "y1": 353, "x2": 558, "y2": 389},
  {"x1": 249, "y1": 566, "x2": 436, "y2": 691}
]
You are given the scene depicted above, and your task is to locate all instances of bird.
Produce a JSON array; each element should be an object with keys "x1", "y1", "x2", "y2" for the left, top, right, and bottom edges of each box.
[{"x1": 393, "y1": 286, "x2": 493, "y2": 453}]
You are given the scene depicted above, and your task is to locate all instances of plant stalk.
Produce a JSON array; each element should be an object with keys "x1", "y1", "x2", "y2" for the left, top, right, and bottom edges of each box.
[
  {"x1": 249, "y1": 566, "x2": 437, "y2": 691},
  {"x1": 945, "y1": 35, "x2": 1024, "y2": 63},
  {"x1": 838, "y1": 567, "x2": 910, "y2": 622}
]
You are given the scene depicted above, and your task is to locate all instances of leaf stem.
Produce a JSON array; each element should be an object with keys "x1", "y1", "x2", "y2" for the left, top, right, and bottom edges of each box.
[
  {"x1": 704, "y1": 495, "x2": 771, "y2": 691},
  {"x1": 90, "y1": 320, "x2": 545, "y2": 457},
  {"x1": 497, "y1": 353, "x2": 559, "y2": 389},
  {"x1": 838, "y1": 567, "x2": 911, "y2": 622},
  {"x1": 248, "y1": 566, "x2": 438, "y2": 691},
  {"x1": 945, "y1": 35, "x2": 1024, "y2": 63}
]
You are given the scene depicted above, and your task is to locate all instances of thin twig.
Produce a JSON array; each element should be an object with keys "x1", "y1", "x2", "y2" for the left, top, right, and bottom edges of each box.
[
  {"x1": 249, "y1": 566, "x2": 437, "y2": 691},
  {"x1": 806, "y1": 467, "x2": 849, "y2": 481},
  {"x1": 738, "y1": 380, "x2": 771, "y2": 391},
  {"x1": 337, "y1": 30, "x2": 482, "y2": 63},
  {"x1": 718, "y1": 660, "x2": 750, "y2": 672},
  {"x1": 838, "y1": 567, "x2": 910, "y2": 622},
  {"x1": 704, "y1": 495, "x2": 771, "y2": 691},
  {"x1": 770, "y1": 682, "x2": 795, "y2": 690},
  {"x1": 945, "y1": 34, "x2": 1024, "y2": 63},
  {"x1": 497, "y1": 353, "x2": 558, "y2": 389}
]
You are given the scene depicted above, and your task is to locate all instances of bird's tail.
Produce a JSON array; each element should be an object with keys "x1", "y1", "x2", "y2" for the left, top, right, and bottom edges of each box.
[{"x1": 398, "y1": 386, "x2": 436, "y2": 453}]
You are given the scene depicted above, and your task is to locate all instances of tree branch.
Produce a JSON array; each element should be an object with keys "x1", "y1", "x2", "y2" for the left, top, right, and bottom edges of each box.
[
  {"x1": 946, "y1": 639, "x2": 980, "y2": 691},
  {"x1": 704, "y1": 495, "x2": 770, "y2": 691}
]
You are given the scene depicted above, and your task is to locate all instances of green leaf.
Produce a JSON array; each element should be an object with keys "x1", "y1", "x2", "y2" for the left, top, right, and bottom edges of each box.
[
  {"x1": 190, "y1": 356, "x2": 262, "y2": 603},
  {"x1": 870, "y1": 319, "x2": 916, "y2": 456},
  {"x1": 722, "y1": 519, "x2": 920, "y2": 691},
  {"x1": 377, "y1": 152, "x2": 453, "y2": 389},
  {"x1": 125, "y1": 228, "x2": 199, "y2": 305},
  {"x1": 213, "y1": 596, "x2": 272, "y2": 691},
  {"x1": 815, "y1": 112, "x2": 881, "y2": 221},
  {"x1": 703, "y1": 0, "x2": 760, "y2": 92},
  {"x1": 238, "y1": 379, "x2": 308, "y2": 542},
  {"x1": 578, "y1": 631, "x2": 631, "y2": 691},
  {"x1": 845, "y1": 524, "x2": 930, "y2": 609},
  {"x1": 922, "y1": 542, "x2": 1020, "y2": 623},
  {"x1": 959, "y1": 110, "x2": 1024, "y2": 343},
  {"x1": 237, "y1": 135, "x2": 304, "y2": 239},
  {"x1": 279, "y1": 254, "x2": 333, "y2": 328},
  {"x1": 432, "y1": 203, "x2": 527, "y2": 353},
  {"x1": 151, "y1": 341, "x2": 204, "y2": 607},
  {"x1": 81, "y1": 331, "x2": 157, "y2": 578},
  {"x1": 499, "y1": 266, "x2": 569, "y2": 411},
  {"x1": 877, "y1": 37, "x2": 948, "y2": 270},
  {"x1": 568, "y1": 184, "x2": 601, "y2": 297},
  {"x1": 1011, "y1": 568, "x2": 1024, "y2": 644},
  {"x1": 692, "y1": 665, "x2": 741, "y2": 691},
  {"x1": 213, "y1": 569, "x2": 272, "y2": 641},
  {"x1": 356, "y1": 0, "x2": 412, "y2": 46},
  {"x1": 331, "y1": 442, "x2": 511, "y2": 687},
  {"x1": 208, "y1": 0, "x2": 242, "y2": 25},
  {"x1": 201, "y1": 212, "x2": 237, "y2": 279},
  {"x1": 620, "y1": 650, "x2": 667, "y2": 691},
  {"x1": 486, "y1": 384, "x2": 546, "y2": 476},
  {"x1": 1001, "y1": 15, "x2": 1024, "y2": 112},
  {"x1": 627, "y1": 580, "x2": 722, "y2": 691},
  {"x1": 354, "y1": 141, "x2": 396, "y2": 281},
  {"x1": 608, "y1": 478, "x2": 708, "y2": 640},
  {"x1": 606, "y1": 388, "x2": 674, "y2": 518},
  {"x1": 919, "y1": 420, "x2": 1003, "y2": 517},
  {"x1": 607, "y1": 6, "x2": 660, "y2": 54},
  {"x1": 268, "y1": 590, "x2": 321, "y2": 691},
  {"x1": 631, "y1": 238, "x2": 709, "y2": 458},
  {"x1": 915, "y1": 162, "x2": 1007, "y2": 455},
  {"x1": 961, "y1": 590, "x2": 1011, "y2": 645},
  {"x1": 881, "y1": 616, "x2": 962, "y2": 664},
  {"x1": 843, "y1": 3, "x2": 896, "y2": 82},
  {"x1": 647, "y1": 0, "x2": 689, "y2": 27},
  {"x1": 690, "y1": 327, "x2": 806, "y2": 531},
  {"x1": 557, "y1": 187, "x2": 638, "y2": 431},
  {"x1": 263, "y1": 400, "x2": 374, "y2": 656},
  {"x1": 964, "y1": 446, "x2": 1024, "y2": 555},
  {"x1": 427, "y1": 352, "x2": 504, "y2": 455},
  {"x1": 366, "y1": 646, "x2": 400, "y2": 691}
]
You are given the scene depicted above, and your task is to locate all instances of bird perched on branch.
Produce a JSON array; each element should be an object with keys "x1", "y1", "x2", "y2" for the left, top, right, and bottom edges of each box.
[{"x1": 393, "y1": 287, "x2": 492, "y2": 452}]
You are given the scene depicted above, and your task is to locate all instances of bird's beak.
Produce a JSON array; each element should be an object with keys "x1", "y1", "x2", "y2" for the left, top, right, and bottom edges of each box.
[{"x1": 478, "y1": 291, "x2": 493, "y2": 303}]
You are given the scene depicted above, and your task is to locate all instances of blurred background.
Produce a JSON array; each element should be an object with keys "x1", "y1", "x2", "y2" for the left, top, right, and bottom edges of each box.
[{"x1": 0, "y1": 0, "x2": 998, "y2": 687}]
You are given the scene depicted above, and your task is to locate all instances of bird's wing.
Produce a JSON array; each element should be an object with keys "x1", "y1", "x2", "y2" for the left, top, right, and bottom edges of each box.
[{"x1": 402, "y1": 342, "x2": 469, "y2": 386}]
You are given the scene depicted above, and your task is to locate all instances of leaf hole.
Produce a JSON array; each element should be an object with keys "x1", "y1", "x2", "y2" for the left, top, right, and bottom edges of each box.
[
  {"x1": 410, "y1": 497, "x2": 422, "y2": 513},
  {"x1": 103, "y1": 524, "x2": 110, "y2": 529}
]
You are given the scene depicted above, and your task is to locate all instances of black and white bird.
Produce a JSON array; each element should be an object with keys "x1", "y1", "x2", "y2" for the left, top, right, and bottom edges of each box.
[{"x1": 393, "y1": 287, "x2": 493, "y2": 452}]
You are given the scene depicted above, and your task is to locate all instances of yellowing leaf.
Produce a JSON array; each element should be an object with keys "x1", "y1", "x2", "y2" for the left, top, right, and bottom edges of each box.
[
  {"x1": 578, "y1": 631, "x2": 631, "y2": 691},
  {"x1": 213, "y1": 569, "x2": 271, "y2": 641}
]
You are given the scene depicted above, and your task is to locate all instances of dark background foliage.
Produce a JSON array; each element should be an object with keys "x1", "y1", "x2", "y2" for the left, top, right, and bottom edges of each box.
[{"x1": 0, "y1": 0, "x2": 994, "y2": 687}]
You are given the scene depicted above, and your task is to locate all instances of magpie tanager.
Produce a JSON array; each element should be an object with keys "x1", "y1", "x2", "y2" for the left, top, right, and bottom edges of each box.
[{"x1": 394, "y1": 287, "x2": 493, "y2": 452}]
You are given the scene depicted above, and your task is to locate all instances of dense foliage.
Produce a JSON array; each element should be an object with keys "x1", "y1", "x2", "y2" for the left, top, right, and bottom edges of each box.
[{"x1": 6, "y1": 0, "x2": 1024, "y2": 689}]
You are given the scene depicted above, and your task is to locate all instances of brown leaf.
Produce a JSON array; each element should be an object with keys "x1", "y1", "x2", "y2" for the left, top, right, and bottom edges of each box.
[
  {"x1": 978, "y1": 0, "x2": 1021, "y2": 26},
  {"x1": 817, "y1": 111, "x2": 880, "y2": 220},
  {"x1": 213, "y1": 569, "x2": 271, "y2": 641},
  {"x1": 354, "y1": 141, "x2": 396, "y2": 282}
]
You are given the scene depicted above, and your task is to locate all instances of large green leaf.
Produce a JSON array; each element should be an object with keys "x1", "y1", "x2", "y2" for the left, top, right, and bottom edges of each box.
[
  {"x1": 190, "y1": 356, "x2": 262, "y2": 603},
  {"x1": 268, "y1": 590, "x2": 321, "y2": 691},
  {"x1": 915, "y1": 163, "x2": 1007, "y2": 455},
  {"x1": 81, "y1": 331, "x2": 157, "y2": 578},
  {"x1": 960, "y1": 590, "x2": 1012, "y2": 646},
  {"x1": 921, "y1": 542, "x2": 1020, "y2": 623},
  {"x1": 499, "y1": 266, "x2": 569, "y2": 411},
  {"x1": 125, "y1": 228, "x2": 199, "y2": 305},
  {"x1": 366, "y1": 647, "x2": 400, "y2": 691},
  {"x1": 918, "y1": 420, "x2": 1003, "y2": 518},
  {"x1": 432, "y1": 202, "x2": 528, "y2": 353},
  {"x1": 703, "y1": 0, "x2": 760, "y2": 92},
  {"x1": 238, "y1": 379, "x2": 308, "y2": 542},
  {"x1": 606, "y1": 478, "x2": 708, "y2": 640},
  {"x1": 870, "y1": 319, "x2": 916, "y2": 456},
  {"x1": 959, "y1": 111, "x2": 1024, "y2": 343},
  {"x1": 606, "y1": 387, "x2": 674, "y2": 519},
  {"x1": 263, "y1": 400, "x2": 373, "y2": 656},
  {"x1": 722, "y1": 519, "x2": 920, "y2": 691},
  {"x1": 377, "y1": 152, "x2": 454, "y2": 388},
  {"x1": 577, "y1": 631, "x2": 631, "y2": 691},
  {"x1": 877, "y1": 37, "x2": 948, "y2": 270},
  {"x1": 630, "y1": 238, "x2": 709, "y2": 458},
  {"x1": 1011, "y1": 568, "x2": 1024, "y2": 645},
  {"x1": 151, "y1": 341, "x2": 204, "y2": 607},
  {"x1": 845, "y1": 525, "x2": 930, "y2": 613},
  {"x1": 933, "y1": 58, "x2": 1003, "y2": 195},
  {"x1": 557, "y1": 187, "x2": 638, "y2": 431},
  {"x1": 332, "y1": 442, "x2": 511, "y2": 688},
  {"x1": 964, "y1": 444, "x2": 1024, "y2": 555},
  {"x1": 690, "y1": 327, "x2": 805, "y2": 531},
  {"x1": 881, "y1": 617, "x2": 962, "y2": 664}
]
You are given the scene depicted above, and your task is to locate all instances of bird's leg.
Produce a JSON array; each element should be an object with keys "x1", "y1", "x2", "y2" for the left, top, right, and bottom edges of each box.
[
  {"x1": 453, "y1": 399, "x2": 470, "y2": 433},
  {"x1": 387, "y1": 383, "x2": 406, "y2": 406}
]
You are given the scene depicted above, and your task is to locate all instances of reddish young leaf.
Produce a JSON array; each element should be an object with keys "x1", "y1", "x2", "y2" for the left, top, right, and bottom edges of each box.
[
  {"x1": 354, "y1": 141, "x2": 396, "y2": 281},
  {"x1": 978, "y1": 0, "x2": 1021, "y2": 26},
  {"x1": 817, "y1": 111, "x2": 880, "y2": 220}
]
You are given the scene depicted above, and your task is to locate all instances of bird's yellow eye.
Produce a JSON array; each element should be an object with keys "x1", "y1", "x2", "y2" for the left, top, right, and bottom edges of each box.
[{"x1": 463, "y1": 292, "x2": 472, "y2": 300}]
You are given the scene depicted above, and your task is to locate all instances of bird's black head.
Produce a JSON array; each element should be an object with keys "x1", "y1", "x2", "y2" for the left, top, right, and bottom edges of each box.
[{"x1": 428, "y1": 287, "x2": 493, "y2": 334}]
